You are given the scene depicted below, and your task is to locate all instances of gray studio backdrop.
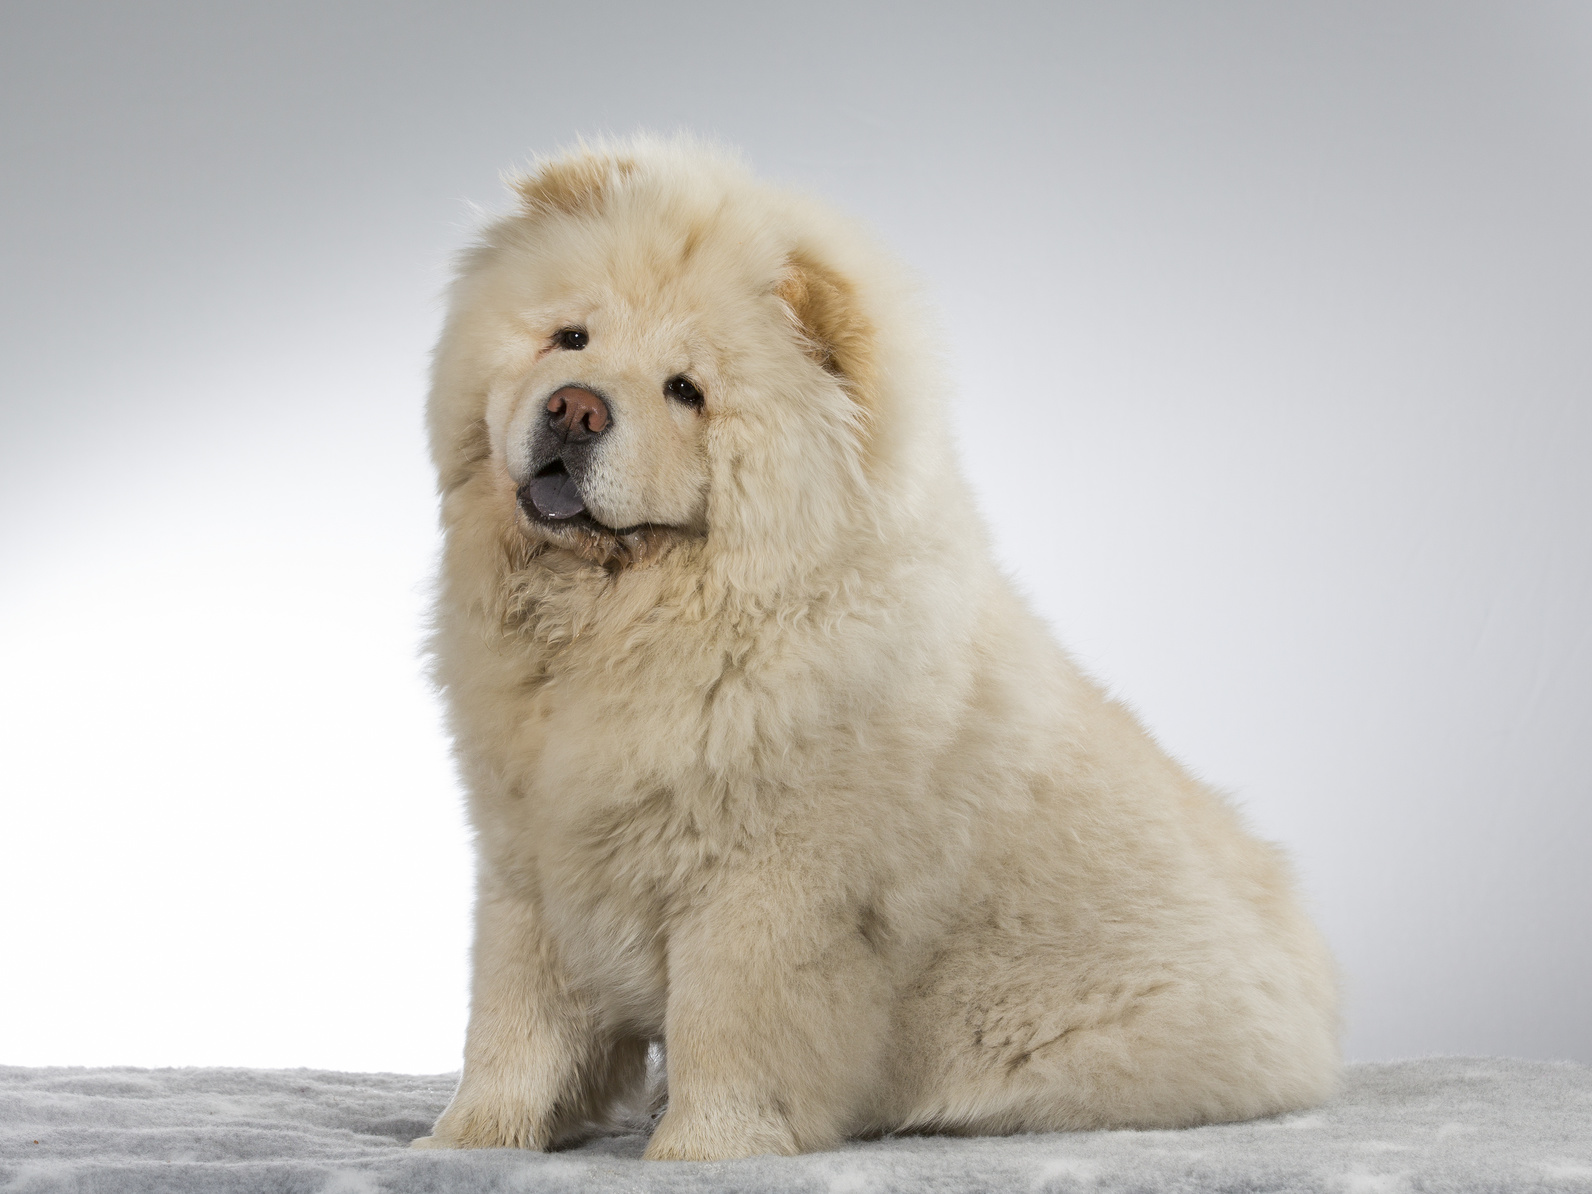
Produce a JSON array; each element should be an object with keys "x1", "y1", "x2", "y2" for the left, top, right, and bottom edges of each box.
[{"x1": 2, "y1": 2, "x2": 1588, "y2": 1071}]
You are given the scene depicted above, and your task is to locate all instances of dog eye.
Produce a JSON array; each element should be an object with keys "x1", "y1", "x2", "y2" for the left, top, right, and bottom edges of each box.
[
  {"x1": 553, "y1": 327, "x2": 588, "y2": 351},
  {"x1": 665, "y1": 375, "x2": 704, "y2": 410}
]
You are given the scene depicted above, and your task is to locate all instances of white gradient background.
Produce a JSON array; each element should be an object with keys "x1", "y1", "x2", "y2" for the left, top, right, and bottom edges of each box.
[{"x1": 2, "y1": 3, "x2": 1588, "y2": 1072}]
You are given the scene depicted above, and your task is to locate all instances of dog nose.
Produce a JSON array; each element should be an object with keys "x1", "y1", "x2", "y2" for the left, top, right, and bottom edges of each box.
[{"x1": 545, "y1": 386, "x2": 609, "y2": 440}]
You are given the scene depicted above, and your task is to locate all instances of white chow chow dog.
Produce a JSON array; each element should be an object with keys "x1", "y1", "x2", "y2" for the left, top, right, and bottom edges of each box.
[{"x1": 415, "y1": 136, "x2": 1339, "y2": 1160}]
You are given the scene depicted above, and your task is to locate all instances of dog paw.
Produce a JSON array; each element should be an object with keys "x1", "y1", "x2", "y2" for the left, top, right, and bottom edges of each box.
[
  {"x1": 411, "y1": 1101, "x2": 552, "y2": 1151},
  {"x1": 643, "y1": 1105, "x2": 800, "y2": 1161}
]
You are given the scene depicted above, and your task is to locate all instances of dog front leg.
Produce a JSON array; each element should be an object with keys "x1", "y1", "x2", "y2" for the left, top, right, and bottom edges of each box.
[
  {"x1": 645, "y1": 870, "x2": 892, "y2": 1160},
  {"x1": 413, "y1": 880, "x2": 594, "y2": 1150}
]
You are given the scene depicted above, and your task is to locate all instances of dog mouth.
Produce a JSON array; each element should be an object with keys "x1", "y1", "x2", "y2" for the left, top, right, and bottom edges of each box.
[
  {"x1": 522, "y1": 460, "x2": 587, "y2": 521},
  {"x1": 517, "y1": 461, "x2": 650, "y2": 538}
]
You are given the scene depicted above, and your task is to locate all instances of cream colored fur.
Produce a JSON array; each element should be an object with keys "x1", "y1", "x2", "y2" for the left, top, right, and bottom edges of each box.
[{"x1": 413, "y1": 136, "x2": 1340, "y2": 1160}]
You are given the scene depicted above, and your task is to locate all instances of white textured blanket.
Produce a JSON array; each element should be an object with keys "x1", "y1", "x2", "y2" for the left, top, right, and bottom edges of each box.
[{"x1": 2, "y1": 1058, "x2": 1589, "y2": 1192}]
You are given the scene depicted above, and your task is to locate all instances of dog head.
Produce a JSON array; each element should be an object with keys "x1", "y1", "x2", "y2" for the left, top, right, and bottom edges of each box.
[{"x1": 430, "y1": 137, "x2": 942, "y2": 587}]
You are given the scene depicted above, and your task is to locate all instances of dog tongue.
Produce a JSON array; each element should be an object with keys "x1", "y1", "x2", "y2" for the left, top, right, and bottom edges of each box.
[{"x1": 527, "y1": 472, "x2": 586, "y2": 520}]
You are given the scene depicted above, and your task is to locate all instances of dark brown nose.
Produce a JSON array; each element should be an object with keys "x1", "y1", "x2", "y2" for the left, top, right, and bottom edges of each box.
[{"x1": 545, "y1": 386, "x2": 609, "y2": 440}]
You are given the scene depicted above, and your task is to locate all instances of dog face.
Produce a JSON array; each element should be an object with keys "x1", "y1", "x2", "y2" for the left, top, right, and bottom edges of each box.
[
  {"x1": 433, "y1": 142, "x2": 892, "y2": 579},
  {"x1": 492, "y1": 292, "x2": 717, "y2": 549}
]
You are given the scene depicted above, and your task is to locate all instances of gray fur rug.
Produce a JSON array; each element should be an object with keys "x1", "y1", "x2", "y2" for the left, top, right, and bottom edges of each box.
[{"x1": 2, "y1": 1058, "x2": 1589, "y2": 1192}]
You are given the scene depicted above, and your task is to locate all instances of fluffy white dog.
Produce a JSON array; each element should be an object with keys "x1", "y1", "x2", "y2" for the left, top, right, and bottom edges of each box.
[{"x1": 415, "y1": 136, "x2": 1339, "y2": 1160}]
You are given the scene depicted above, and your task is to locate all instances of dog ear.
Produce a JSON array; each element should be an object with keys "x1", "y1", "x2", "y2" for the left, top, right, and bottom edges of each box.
[
  {"x1": 776, "y1": 250, "x2": 879, "y2": 412},
  {"x1": 514, "y1": 150, "x2": 636, "y2": 217}
]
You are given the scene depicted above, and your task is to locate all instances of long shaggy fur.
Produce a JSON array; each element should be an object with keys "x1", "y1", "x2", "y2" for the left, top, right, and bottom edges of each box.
[{"x1": 414, "y1": 135, "x2": 1340, "y2": 1161}]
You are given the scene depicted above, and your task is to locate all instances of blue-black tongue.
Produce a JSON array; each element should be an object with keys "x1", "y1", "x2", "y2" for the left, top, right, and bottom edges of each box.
[{"x1": 527, "y1": 469, "x2": 585, "y2": 520}]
